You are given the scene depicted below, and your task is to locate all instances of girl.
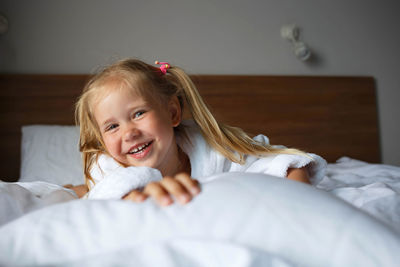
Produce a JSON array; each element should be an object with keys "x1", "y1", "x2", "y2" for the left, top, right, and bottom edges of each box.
[{"x1": 72, "y1": 59, "x2": 325, "y2": 205}]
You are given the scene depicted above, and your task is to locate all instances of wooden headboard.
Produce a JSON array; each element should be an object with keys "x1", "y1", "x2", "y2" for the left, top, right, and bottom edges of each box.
[{"x1": 0, "y1": 74, "x2": 380, "y2": 182}]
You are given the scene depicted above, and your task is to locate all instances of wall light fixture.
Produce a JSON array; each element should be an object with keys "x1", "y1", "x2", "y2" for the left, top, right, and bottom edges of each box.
[{"x1": 281, "y1": 24, "x2": 311, "y2": 61}]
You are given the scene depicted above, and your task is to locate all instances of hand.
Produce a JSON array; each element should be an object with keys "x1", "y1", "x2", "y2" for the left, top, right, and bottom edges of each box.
[
  {"x1": 287, "y1": 167, "x2": 310, "y2": 184},
  {"x1": 63, "y1": 184, "x2": 89, "y2": 198},
  {"x1": 122, "y1": 173, "x2": 201, "y2": 206}
]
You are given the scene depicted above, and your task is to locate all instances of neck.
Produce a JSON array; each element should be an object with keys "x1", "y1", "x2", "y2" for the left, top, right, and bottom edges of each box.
[{"x1": 162, "y1": 146, "x2": 191, "y2": 177}]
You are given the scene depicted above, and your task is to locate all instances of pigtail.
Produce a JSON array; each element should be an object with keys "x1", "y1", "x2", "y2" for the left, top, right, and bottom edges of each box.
[{"x1": 167, "y1": 66, "x2": 310, "y2": 164}]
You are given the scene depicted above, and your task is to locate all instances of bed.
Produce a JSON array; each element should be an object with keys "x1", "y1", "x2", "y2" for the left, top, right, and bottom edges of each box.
[{"x1": 0, "y1": 74, "x2": 399, "y2": 266}]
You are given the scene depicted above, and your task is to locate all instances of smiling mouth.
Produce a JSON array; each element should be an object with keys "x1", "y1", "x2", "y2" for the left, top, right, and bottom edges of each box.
[{"x1": 128, "y1": 141, "x2": 153, "y2": 154}]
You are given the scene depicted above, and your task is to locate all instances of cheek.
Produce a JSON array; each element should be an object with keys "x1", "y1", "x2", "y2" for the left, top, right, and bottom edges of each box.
[
  {"x1": 102, "y1": 134, "x2": 121, "y2": 155},
  {"x1": 149, "y1": 114, "x2": 174, "y2": 139}
]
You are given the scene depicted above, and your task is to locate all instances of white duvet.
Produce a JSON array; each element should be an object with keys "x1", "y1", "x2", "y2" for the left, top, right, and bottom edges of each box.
[{"x1": 1, "y1": 157, "x2": 400, "y2": 267}]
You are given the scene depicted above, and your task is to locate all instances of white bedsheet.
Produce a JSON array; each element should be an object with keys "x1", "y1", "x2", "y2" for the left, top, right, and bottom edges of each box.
[
  {"x1": 316, "y1": 157, "x2": 400, "y2": 233},
  {"x1": 1, "y1": 164, "x2": 400, "y2": 266}
]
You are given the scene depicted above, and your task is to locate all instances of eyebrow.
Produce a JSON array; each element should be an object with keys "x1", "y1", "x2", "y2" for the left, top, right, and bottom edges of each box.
[{"x1": 101, "y1": 118, "x2": 116, "y2": 128}]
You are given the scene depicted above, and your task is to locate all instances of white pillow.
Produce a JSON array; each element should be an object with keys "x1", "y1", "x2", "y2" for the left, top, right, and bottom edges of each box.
[{"x1": 19, "y1": 125, "x2": 85, "y2": 186}]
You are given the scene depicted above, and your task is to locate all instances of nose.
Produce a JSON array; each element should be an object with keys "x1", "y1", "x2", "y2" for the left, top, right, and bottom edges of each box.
[{"x1": 123, "y1": 124, "x2": 140, "y2": 142}]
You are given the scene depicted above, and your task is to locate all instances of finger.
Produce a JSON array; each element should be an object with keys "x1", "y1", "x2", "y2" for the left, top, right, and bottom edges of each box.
[
  {"x1": 143, "y1": 182, "x2": 173, "y2": 206},
  {"x1": 123, "y1": 190, "x2": 148, "y2": 202},
  {"x1": 160, "y1": 176, "x2": 192, "y2": 204},
  {"x1": 174, "y1": 173, "x2": 201, "y2": 196}
]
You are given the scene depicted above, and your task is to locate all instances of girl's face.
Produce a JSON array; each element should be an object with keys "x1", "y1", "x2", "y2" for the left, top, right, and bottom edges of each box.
[{"x1": 93, "y1": 82, "x2": 182, "y2": 176}]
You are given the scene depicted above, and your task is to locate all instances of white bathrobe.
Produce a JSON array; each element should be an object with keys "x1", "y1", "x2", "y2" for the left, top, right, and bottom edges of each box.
[{"x1": 87, "y1": 120, "x2": 327, "y2": 199}]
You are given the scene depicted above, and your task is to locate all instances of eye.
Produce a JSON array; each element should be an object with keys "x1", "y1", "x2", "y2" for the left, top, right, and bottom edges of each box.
[
  {"x1": 134, "y1": 110, "x2": 145, "y2": 118},
  {"x1": 105, "y1": 123, "x2": 118, "y2": 132}
]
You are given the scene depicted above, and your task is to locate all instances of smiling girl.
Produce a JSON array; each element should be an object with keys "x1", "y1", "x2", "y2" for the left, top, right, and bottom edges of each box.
[{"x1": 73, "y1": 59, "x2": 325, "y2": 205}]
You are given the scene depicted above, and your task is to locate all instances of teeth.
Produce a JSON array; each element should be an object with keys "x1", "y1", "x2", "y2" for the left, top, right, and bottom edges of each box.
[{"x1": 129, "y1": 142, "x2": 150, "y2": 154}]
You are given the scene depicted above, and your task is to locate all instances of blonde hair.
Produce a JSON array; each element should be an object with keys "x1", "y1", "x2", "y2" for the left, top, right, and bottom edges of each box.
[{"x1": 75, "y1": 58, "x2": 310, "y2": 186}]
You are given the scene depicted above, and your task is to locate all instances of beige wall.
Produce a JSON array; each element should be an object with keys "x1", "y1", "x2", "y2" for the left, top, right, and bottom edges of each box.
[{"x1": 0, "y1": 0, "x2": 399, "y2": 165}]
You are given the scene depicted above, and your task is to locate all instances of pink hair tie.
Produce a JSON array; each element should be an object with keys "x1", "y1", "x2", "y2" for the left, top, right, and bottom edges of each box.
[{"x1": 155, "y1": 60, "x2": 170, "y2": 75}]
